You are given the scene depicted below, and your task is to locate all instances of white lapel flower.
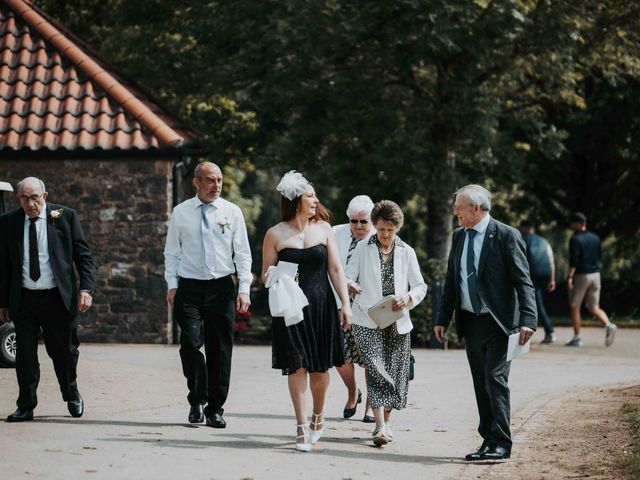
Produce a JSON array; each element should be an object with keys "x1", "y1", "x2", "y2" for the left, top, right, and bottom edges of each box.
[
  {"x1": 50, "y1": 208, "x2": 64, "y2": 221},
  {"x1": 217, "y1": 216, "x2": 231, "y2": 234}
]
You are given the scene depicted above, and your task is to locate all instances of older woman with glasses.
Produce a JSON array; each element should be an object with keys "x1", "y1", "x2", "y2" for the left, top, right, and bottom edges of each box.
[
  {"x1": 332, "y1": 195, "x2": 376, "y2": 423},
  {"x1": 345, "y1": 200, "x2": 427, "y2": 447}
]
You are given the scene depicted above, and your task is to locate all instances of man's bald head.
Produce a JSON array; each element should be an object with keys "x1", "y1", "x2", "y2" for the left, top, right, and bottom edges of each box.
[
  {"x1": 16, "y1": 177, "x2": 48, "y2": 218},
  {"x1": 193, "y1": 162, "x2": 223, "y2": 203}
]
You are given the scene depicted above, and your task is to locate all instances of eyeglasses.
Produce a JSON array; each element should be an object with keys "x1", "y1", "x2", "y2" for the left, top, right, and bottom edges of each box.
[
  {"x1": 350, "y1": 219, "x2": 369, "y2": 225},
  {"x1": 18, "y1": 192, "x2": 44, "y2": 204}
]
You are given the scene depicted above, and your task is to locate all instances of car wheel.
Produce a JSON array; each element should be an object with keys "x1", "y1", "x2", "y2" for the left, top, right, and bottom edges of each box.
[{"x1": 0, "y1": 323, "x2": 16, "y2": 367}]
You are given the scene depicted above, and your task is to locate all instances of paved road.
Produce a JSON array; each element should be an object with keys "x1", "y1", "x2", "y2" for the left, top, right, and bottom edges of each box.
[{"x1": 0, "y1": 326, "x2": 638, "y2": 479}]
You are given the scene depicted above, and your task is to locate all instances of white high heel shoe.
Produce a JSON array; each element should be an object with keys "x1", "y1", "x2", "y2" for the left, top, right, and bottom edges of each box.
[
  {"x1": 372, "y1": 426, "x2": 389, "y2": 447},
  {"x1": 295, "y1": 423, "x2": 312, "y2": 452},
  {"x1": 309, "y1": 412, "x2": 324, "y2": 444},
  {"x1": 385, "y1": 424, "x2": 393, "y2": 442}
]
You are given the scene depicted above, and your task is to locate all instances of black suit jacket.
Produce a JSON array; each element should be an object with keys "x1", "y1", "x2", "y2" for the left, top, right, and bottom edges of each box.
[
  {"x1": 436, "y1": 217, "x2": 537, "y2": 339},
  {"x1": 0, "y1": 203, "x2": 96, "y2": 319}
]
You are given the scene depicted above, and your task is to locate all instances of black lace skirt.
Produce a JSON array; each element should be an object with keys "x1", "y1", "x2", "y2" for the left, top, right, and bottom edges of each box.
[{"x1": 271, "y1": 245, "x2": 345, "y2": 375}]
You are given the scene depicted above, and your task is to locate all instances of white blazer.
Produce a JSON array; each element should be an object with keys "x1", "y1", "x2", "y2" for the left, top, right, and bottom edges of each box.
[
  {"x1": 333, "y1": 224, "x2": 352, "y2": 267},
  {"x1": 332, "y1": 224, "x2": 373, "y2": 310},
  {"x1": 345, "y1": 237, "x2": 428, "y2": 334},
  {"x1": 332, "y1": 223, "x2": 373, "y2": 267}
]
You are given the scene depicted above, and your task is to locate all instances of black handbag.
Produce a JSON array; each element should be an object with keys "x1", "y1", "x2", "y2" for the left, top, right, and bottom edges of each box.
[{"x1": 408, "y1": 354, "x2": 415, "y2": 381}]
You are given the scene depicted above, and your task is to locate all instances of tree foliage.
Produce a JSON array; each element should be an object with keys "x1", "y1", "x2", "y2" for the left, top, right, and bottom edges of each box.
[{"x1": 35, "y1": 0, "x2": 640, "y2": 277}]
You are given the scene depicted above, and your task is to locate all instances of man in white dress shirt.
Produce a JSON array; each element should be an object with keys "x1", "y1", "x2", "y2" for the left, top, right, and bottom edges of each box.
[{"x1": 164, "y1": 162, "x2": 252, "y2": 428}]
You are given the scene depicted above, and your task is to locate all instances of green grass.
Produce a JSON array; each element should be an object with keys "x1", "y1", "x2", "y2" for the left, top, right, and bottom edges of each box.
[{"x1": 616, "y1": 403, "x2": 640, "y2": 479}]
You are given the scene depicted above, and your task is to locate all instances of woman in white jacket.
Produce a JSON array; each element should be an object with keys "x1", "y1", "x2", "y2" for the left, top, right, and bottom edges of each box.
[
  {"x1": 345, "y1": 200, "x2": 427, "y2": 446},
  {"x1": 332, "y1": 195, "x2": 375, "y2": 422}
]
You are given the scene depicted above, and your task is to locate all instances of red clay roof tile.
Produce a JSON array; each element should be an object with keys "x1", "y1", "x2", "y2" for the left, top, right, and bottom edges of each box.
[{"x1": 0, "y1": 0, "x2": 200, "y2": 153}]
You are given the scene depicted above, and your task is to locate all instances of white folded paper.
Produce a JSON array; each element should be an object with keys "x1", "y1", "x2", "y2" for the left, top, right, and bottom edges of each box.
[
  {"x1": 358, "y1": 295, "x2": 405, "y2": 330},
  {"x1": 267, "y1": 261, "x2": 309, "y2": 326},
  {"x1": 507, "y1": 332, "x2": 530, "y2": 362}
]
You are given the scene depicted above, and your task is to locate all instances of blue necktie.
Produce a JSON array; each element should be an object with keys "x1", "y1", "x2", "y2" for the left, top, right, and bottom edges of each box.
[
  {"x1": 201, "y1": 204, "x2": 216, "y2": 274},
  {"x1": 466, "y1": 229, "x2": 481, "y2": 315}
]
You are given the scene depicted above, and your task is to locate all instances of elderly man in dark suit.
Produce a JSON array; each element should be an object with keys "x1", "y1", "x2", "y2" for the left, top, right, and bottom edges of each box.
[
  {"x1": 0, "y1": 177, "x2": 96, "y2": 422},
  {"x1": 434, "y1": 184, "x2": 536, "y2": 461}
]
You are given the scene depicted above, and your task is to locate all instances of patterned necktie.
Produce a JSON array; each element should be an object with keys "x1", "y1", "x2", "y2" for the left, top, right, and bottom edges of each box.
[
  {"x1": 466, "y1": 229, "x2": 481, "y2": 315},
  {"x1": 201, "y1": 204, "x2": 216, "y2": 274},
  {"x1": 29, "y1": 217, "x2": 41, "y2": 282},
  {"x1": 346, "y1": 236, "x2": 359, "y2": 265}
]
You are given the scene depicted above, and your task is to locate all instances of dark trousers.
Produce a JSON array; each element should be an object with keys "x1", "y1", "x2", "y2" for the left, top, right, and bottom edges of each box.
[
  {"x1": 174, "y1": 276, "x2": 235, "y2": 412},
  {"x1": 14, "y1": 288, "x2": 79, "y2": 410},
  {"x1": 462, "y1": 311, "x2": 512, "y2": 449},
  {"x1": 533, "y1": 284, "x2": 554, "y2": 335}
]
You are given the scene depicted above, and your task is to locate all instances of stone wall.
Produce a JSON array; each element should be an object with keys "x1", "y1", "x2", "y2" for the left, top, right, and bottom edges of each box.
[{"x1": 0, "y1": 157, "x2": 174, "y2": 343}]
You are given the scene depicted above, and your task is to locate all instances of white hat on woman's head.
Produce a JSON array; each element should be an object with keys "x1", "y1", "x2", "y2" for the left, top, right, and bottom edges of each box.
[{"x1": 276, "y1": 170, "x2": 309, "y2": 200}]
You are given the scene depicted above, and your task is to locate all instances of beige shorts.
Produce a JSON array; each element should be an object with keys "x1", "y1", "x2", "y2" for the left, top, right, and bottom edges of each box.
[{"x1": 569, "y1": 272, "x2": 601, "y2": 309}]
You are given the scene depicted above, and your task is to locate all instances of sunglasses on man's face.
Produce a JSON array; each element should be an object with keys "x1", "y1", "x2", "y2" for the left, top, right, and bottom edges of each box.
[{"x1": 350, "y1": 219, "x2": 369, "y2": 225}]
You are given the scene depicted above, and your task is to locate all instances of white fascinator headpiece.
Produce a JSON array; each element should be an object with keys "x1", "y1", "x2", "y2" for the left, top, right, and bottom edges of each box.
[{"x1": 276, "y1": 170, "x2": 310, "y2": 201}]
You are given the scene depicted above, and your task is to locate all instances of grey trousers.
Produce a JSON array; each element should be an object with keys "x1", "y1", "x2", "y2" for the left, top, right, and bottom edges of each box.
[{"x1": 462, "y1": 311, "x2": 512, "y2": 449}]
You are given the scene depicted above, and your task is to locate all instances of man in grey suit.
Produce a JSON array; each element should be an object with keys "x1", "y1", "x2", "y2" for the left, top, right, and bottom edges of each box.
[{"x1": 434, "y1": 184, "x2": 537, "y2": 461}]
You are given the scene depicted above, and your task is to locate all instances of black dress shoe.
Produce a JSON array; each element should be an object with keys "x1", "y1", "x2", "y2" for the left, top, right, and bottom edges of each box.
[
  {"x1": 7, "y1": 407, "x2": 34, "y2": 422},
  {"x1": 464, "y1": 441, "x2": 492, "y2": 461},
  {"x1": 343, "y1": 388, "x2": 362, "y2": 419},
  {"x1": 68, "y1": 395, "x2": 84, "y2": 418},
  {"x1": 205, "y1": 409, "x2": 226, "y2": 428},
  {"x1": 189, "y1": 404, "x2": 204, "y2": 423},
  {"x1": 362, "y1": 414, "x2": 375, "y2": 423},
  {"x1": 480, "y1": 444, "x2": 511, "y2": 460}
]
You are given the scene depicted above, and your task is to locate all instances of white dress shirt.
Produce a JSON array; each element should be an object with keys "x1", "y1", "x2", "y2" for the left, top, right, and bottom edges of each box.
[
  {"x1": 460, "y1": 214, "x2": 491, "y2": 314},
  {"x1": 22, "y1": 203, "x2": 57, "y2": 290},
  {"x1": 164, "y1": 196, "x2": 253, "y2": 295}
]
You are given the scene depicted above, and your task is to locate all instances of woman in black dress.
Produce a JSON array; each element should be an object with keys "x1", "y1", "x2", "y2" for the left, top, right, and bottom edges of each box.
[{"x1": 262, "y1": 171, "x2": 352, "y2": 452}]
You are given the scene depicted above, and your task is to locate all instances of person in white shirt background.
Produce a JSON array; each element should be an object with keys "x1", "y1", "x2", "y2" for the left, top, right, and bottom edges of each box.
[
  {"x1": 164, "y1": 162, "x2": 252, "y2": 429},
  {"x1": 332, "y1": 195, "x2": 376, "y2": 423}
]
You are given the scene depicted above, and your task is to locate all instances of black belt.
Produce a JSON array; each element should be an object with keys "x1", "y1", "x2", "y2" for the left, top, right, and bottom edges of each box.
[
  {"x1": 461, "y1": 310, "x2": 492, "y2": 319},
  {"x1": 179, "y1": 275, "x2": 232, "y2": 285},
  {"x1": 22, "y1": 287, "x2": 58, "y2": 296}
]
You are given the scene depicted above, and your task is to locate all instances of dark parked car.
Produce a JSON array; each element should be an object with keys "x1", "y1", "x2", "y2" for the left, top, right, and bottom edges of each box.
[{"x1": 0, "y1": 180, "x2": 16, "y2": 367}]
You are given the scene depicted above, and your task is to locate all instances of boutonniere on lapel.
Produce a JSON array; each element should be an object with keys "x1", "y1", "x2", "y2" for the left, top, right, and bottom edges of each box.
[
  {"x1": 49, "y1": 208, "x2": 64, "y2": 224},
  {"x1": 217, "y1": 217, "x2": 231, "y2": 234}
]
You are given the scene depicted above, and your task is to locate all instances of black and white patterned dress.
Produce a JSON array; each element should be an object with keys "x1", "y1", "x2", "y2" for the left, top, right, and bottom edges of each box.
[{"x1": 351, "y1": 235, "x2": 411, "y2": 410}]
